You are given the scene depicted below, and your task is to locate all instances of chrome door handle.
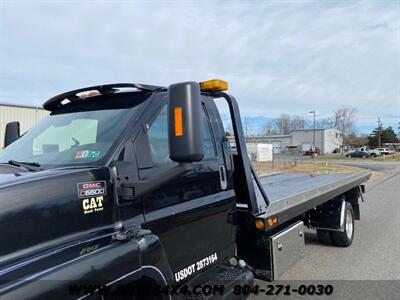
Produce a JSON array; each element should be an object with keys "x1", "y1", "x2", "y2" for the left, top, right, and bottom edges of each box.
[{"x1": 219, "y1": 165, "x2": 227, "y2": 190}]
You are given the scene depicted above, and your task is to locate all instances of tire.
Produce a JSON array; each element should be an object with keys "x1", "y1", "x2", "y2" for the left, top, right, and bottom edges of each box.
[
  {"x1": 330, "y1": 202, "x2": 354, "y2": 247},
  {"x1": 317, "y1": 229, "x2": 332, "y2": 244},
  {"x1": 371, "y1": 154, "x2": 377, "y2": 158}
]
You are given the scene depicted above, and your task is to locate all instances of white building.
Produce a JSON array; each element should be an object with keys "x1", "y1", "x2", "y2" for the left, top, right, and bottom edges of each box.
[
  {"x1": 245, "y1": 128, "x2": 343, "y2": 154},
  {"x1": 246, "y1": 143, "x2": 273, "y2": 161},
  {"x1": 0, "y1": 103, "x2": 48, "y2": 149}
]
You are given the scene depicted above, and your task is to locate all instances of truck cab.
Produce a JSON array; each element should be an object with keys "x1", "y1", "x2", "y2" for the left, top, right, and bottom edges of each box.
[
  {"x1": 0, "y1": 81, "x2": 254, "y2": 299},
  {"x1": 0, "y1": 80, "x2": 369, "y2": 299}
]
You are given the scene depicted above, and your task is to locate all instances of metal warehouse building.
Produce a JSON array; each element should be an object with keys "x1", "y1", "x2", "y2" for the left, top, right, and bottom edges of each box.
[
  {"x1": 0, "y1": 103, "x2": 48, "y2": 149},
  {"x1": 246, "y1": 128, "x2": 343, "y2": 154}
]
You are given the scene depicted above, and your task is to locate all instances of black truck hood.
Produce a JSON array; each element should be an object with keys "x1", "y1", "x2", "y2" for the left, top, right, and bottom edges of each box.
[
  {"x1": 0, "y1": 167, "x2": 94, "y2": 188},
  {"x1": 0, "y1": 165, "x2": 114, "y2": 271},
  {"x1": 0, "y1": 173, "x2": 20, "y2": 185}
]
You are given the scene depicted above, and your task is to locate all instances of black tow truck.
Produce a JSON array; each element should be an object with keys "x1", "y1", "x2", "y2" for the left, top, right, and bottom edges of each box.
[{"x1": 0, "y1": 80, "x2": 370, "y2": 299}]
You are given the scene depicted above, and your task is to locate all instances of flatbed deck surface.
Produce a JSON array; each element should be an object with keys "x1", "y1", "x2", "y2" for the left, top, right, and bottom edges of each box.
[{"x1": 254, "y1": 171, "x2": 370, "y2": 217}]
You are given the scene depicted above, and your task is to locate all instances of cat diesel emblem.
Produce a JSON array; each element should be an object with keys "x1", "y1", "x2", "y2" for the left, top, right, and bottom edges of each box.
[{"x1": 82, "y1": 196, "x2": 104, "y2": 215}]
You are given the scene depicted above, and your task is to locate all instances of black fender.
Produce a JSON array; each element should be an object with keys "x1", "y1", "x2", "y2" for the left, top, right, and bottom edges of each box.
[
  {"x1": 309, "y1": 195, "x2": 345, "y2": 230},
  {"x1": 137, "y1": 234, "x2": 174, "y2": 285},
  {"x1": 0, "y1": 232, "x2": 173, "y2": 300},
  {"x1": 345, "y1": 187, "x2": 361, "y2": 220}
]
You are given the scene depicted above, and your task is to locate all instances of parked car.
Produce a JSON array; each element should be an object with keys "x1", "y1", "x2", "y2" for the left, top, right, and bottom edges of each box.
[
  {"x1": 346, "y1": 147, "x2": 380, "y2": 157},
  {"x1": 358, "y1": 146, "x2": 369, "y2": 152},
  {"x1": 376, "y1": 148, "x2": 391, "y2": 155},
  {"x1": 303, "y1": 146, "x2": 321, "y2": 156},
  {"x1": 346, "y1": 150, "x2": 370, "y2": 158},
  {"x1": 368, "y1": 149, "x2": 381, "y2": 157}
]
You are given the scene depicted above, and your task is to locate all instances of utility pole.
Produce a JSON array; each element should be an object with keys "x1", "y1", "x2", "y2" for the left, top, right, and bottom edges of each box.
[
  {"x1": 309, "y1": 111, "x2": 316, "y2": 158},
  {"x1": 398, "y1": 121, "x2": 400, "y2": 139},
  {"x1": 377, "y1": 118, "x2": 382, "y2": 148},
  {"x1": 370, "y1": 118, "x2": 383, "y2": 148}
]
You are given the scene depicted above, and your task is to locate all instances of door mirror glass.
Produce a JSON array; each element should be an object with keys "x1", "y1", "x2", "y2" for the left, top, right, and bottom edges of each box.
[
  {"x1": 4, "y1": 121, "x2": 20, "y2": 148},
  {"x1": 168, "y1": 82, "x2": 204, "y2": 162}
]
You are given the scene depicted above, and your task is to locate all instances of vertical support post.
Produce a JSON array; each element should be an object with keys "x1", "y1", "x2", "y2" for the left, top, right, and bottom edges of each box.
[{"x1": 214, "y1": 92, "x2": 267, "y2": 213}]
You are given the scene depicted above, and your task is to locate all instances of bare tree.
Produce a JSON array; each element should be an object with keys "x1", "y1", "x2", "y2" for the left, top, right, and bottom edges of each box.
[
  {"x1": 316, "y1": 107, "x2": 357, "y2": 135},
  {"x1": 261, "y1": 108, "x2": 357, "y2": 137},
  {"x1": 274, "y1": 114, "x2": 291, "y2": 134},
  {"x1": 344, "y1": 133, "x2": 368, "y2": 148},
  {"x1": 262, "y1": 121, "x2": 277, "y2": 135},
  {"x1": 243, "y1": 117, "x2": 250, "y2": 140},
  {"x1": 290, "y1": 115, "x2": 306, "y2": 131},
  {"x1": 316, "y1": 117, "x2": 336, "y2": 129},
  {"x1": 263, "y1": 115, "x2": 305, "y2": 135},
  {"x1": 333, "y1": 107, "x2": 358, "y2": 135},
  {"x1": 224, "y1": 122, "x2": 233, "y2": 136}
]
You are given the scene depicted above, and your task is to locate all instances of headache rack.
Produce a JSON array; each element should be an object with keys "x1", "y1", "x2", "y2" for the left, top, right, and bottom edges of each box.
[{"x1": 43, "y1": 83, "x2": 165, "y2": 111}]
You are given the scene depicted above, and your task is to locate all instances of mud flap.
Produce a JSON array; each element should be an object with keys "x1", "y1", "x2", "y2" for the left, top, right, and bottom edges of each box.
[{"x1": 236, "y1": 227, "x2": 273, "y2": 281}]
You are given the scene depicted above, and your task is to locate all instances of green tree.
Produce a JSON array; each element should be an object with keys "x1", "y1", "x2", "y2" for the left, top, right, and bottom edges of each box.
[{"x1": 368, "y1": 126, "x2": 399, "y2": 148}]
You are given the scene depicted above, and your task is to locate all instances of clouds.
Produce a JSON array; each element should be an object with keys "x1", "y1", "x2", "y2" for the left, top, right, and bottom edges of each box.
[{"x1": 0, "y1": 1, "x2": 399, "y2": 131}]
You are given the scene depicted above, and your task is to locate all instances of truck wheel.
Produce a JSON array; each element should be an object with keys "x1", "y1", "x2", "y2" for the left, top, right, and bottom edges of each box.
[
  {"x1": 316, "y1": 229, "x2": 331, "y2": 244},
  {"x1": 331, "y1": 202, "x2": 354, "y2": 247}
]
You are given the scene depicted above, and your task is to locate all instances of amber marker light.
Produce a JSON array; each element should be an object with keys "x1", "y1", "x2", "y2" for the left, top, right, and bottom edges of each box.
[
  {"x1": 267, "y1": 216, "x2": 278, "y2": 228},
  {"x1": 255, "y1": 219, "x2": 265, "y2": 231},
  {"x1": 174, "y1": 107, "x2": 183, "y2": 137},
  {"x1": 199, "y1": 79, "x2": 228, "y2": 92}
]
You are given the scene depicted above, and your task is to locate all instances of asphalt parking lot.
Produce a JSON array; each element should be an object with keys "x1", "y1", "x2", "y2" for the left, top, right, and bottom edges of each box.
[{"x1": 251, "y1": 161, "x2": 400, "y2": 299}]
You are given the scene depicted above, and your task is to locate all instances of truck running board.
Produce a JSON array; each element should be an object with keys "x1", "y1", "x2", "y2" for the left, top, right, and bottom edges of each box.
[{"x1": 184, "y1": 263, "x2": 253, "y2": 300}]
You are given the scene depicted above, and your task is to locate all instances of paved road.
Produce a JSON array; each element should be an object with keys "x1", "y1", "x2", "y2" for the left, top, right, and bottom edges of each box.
[
  {"x1": 273, "y1": 154, "x2": 400, "y2": 172},
  {"x1": 276, "y1": 169, "x2": 400, "y2": 280},
  {"x1": 251, "y1": 163, "x2": 400, "y2": 299},
  {"x1": 332, "y1": 160, "x2": 400, "y2": 172}
]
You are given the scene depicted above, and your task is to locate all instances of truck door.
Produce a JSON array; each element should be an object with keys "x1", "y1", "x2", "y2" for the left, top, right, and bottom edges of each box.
[{"x1": 138, "y1": 96, "x2": 235, "y2": 283}]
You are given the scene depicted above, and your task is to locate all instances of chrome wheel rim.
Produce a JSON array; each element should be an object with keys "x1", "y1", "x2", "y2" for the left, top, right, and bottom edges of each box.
[{"x1": 346, "y1": 210, "x2": 353, "y2": 240}]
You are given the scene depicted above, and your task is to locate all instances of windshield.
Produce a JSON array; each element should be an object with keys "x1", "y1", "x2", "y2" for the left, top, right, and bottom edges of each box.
[{"x1": 0, "y1": 107, "x2": 137, "y2": 165}]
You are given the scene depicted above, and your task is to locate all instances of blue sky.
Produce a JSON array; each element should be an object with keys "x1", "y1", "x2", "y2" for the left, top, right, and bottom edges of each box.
[{"x1": 0, "y1": 0, "x2": 399, "y2": 134}]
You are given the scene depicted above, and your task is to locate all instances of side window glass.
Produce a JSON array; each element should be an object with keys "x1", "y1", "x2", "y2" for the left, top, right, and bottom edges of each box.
[
  {"x1": 147, "y1": 105, "x2": 217, "y2": 163},
  {"x1": 202, "y1": 109, "x2": 217, "y2": 158},
  {"x1": 148, "y1": 105, "x2": 170, "y2": 163}
]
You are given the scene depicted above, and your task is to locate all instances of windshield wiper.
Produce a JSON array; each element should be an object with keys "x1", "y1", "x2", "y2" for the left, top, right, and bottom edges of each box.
[{"x1": 8, "y1": 160, "x2": 41, "y2": 171}]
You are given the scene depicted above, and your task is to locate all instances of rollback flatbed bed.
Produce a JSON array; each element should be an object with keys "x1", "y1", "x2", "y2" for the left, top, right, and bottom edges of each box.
[
  {"x1": 235, "y1": 170, "x2": 370, "y2": 280},
  {"x1": 256, "y1": 171, "x2": 370, "y2": 223}
]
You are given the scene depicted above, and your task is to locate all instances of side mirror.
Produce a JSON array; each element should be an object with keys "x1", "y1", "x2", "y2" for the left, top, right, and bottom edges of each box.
[
  {"x1": 168, "y1": 82, "x2": 204, "y2": 163},
  {"x1": 4, "y1": 121, "x2": 20, "y2": 148}
]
